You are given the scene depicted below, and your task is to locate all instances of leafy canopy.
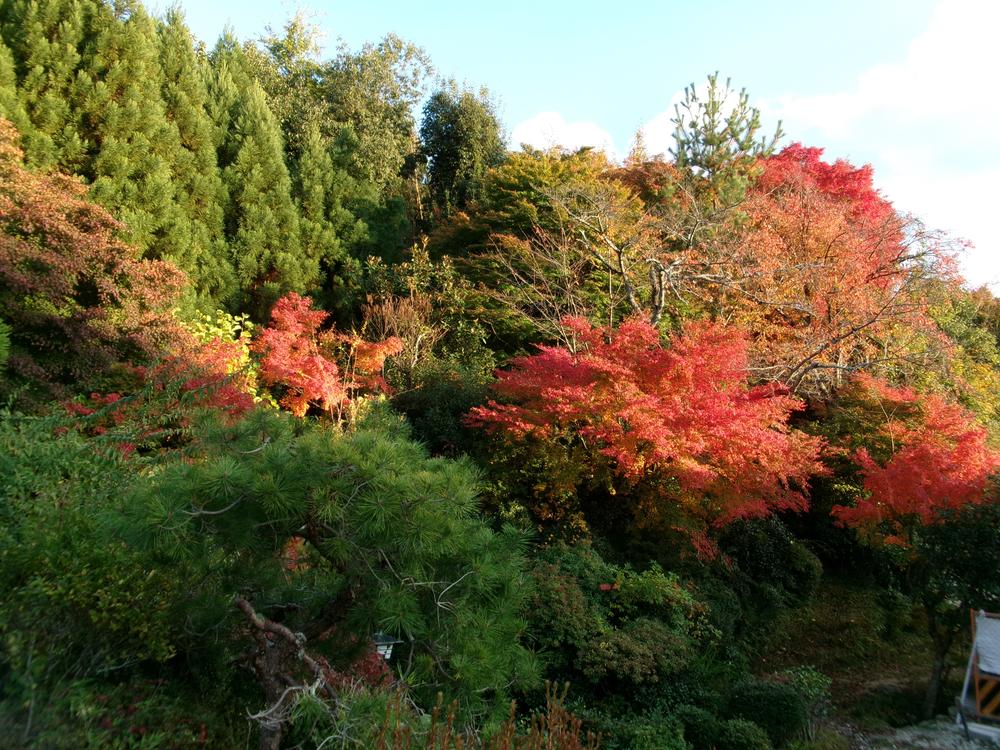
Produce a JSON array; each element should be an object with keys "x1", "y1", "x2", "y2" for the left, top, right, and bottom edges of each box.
[
  {"x1": 831, "y1": 374, "x2": 1000, "y2": 544},
  {"x1": 469, "y1": 316, "x2": 824, "y2": 534}
]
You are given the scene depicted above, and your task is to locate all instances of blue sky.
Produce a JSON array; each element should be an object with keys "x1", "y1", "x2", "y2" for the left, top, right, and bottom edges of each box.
[{"x1": 164, "y1": 0, "x2": 999, "y2": 289}]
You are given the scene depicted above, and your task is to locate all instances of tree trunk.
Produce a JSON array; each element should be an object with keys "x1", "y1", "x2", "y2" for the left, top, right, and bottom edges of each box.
[
  {"x1": 259, "y1": 723, "x2": 283, "y2": 750},
  {"x1": 922, "y1": 602, "x2": 955, "y2": 720},
  {"x1": 923, "y1": 645, "x2": 947, "y2": 719}
]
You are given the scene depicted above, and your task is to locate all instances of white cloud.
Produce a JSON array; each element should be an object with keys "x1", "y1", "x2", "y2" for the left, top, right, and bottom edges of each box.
[
  {"x1": 509, "y1": 111, "x2": 617, "y2": 158},
  {"x1": 762, "y1": 0, "x2": 1000, "y2": 138},
  {"x1": 877, "y1": 160, "x2": 1000, "y2": 290},
  {"x1": 637, "y1": 110, "x2": 674, "y2": 160}
]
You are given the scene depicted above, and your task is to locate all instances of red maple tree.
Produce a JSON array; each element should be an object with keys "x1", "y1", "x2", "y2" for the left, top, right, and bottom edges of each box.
[
  {"x1": 831, "y1": 374, "x2": 1000, "y2": 544},
  {"x1": 712, "y1": 144, "x2": 953, "y2": 394},
  {"x1": 253, "y1": 292, "x2": 402, "y2": 419},
  {"x1": 468, "y1": 316, "x2": 824, "y2": 531}
]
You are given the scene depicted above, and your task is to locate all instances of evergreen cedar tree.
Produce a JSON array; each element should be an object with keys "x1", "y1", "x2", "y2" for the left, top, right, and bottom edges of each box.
[
  {"x1": 468, "y1": 316, "x2": 825, "y2": 534},
  {"x1": 831, "y1": 374, "x2": 1000, "y2": 545}
]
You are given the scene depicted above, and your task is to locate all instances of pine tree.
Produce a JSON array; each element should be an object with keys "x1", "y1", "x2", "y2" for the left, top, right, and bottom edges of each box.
[
  {"x1": 0, "y1": 38, "x2": 32, "y2": 140},
  {"x1": 0, "y1": 0, "x2": 90, "y2": 169},
  {"x1": 122, "y1": 407, "x2": 536, "y2": 743},
  {"x1": 158, "y1": 8, "x2": 234, "y2": 306}
]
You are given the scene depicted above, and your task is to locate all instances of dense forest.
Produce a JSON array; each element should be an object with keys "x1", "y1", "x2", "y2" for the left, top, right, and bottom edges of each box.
[{"x1": 1, "y1": 2, "x2": 999, "y2": 748}]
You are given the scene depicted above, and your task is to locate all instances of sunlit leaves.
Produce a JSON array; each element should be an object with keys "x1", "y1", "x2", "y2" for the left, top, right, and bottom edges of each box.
[
  {"x1": 469, "y1": 316, "x2": 823, "y2": 531},
  {"x1": 253, "y1": 292, "x2": 402, "y2": 418},
  {"x1": 831, "y1": 374, "x2": 1000, "y2": 544}
]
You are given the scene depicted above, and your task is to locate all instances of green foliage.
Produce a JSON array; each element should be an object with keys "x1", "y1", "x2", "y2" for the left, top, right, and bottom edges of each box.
[
  {"x1": 285, "y1": 682, "x2": 600, "y2": 749},
  {"x1": 526, "y1": 544, "x2": 714, "y2": 693},
  {"x1": 674, "y1": 704, "x2": 722, "y2": 750},
  {"x1": 80, "y1": 2, "x2": 183, "y2": 259},
  {"x1": 0, "y1": 37, "x2": 32, "y2": 146},
  {"x1": 776, "y1": 667, "x2": 832, "y2": 742},
  {"x1": 670, "y1": 72, "x2": 782, "y2": 203},
  {"x1": 1, "y1": 677, "x2": 245, "y2": 749},
  {"x1": 420, "y1": 83, "x2": 506, "y2": 216},
  {"x1": 0, "y1": 0, "x2": 89, "y2": 170},
  {"x1": 218, "y1": 76, "x2": 305, "y2": 314},
  {"x1": 718, "y1": 517, "x2": 823, "y2": 623},
  {"x1": 473, "y1": 146, "x2": 611, "y2": 239},
  {"x1": 671, "y1": 704, "x2": 775, "y2": 750},
  {"x1": 323, "y1": 33, "x2": 431, "y2": 194},
  {"x1": 246, "y1": 12, "x2": 328, "y2": 156},
  {"x1": 295, "y1": 121, "x2": 366, "y2": 317},
  {"x1": 913, "y1": 501, "x2": 1000, "y2": 613},
  {"x1": 0, "y1": 404, "x2": 539, "y2": 744},
  {"x1": 157, "y1": 7, "x2": 234, "y2": 307},
  {"x1": 392, "y1": 356, "x2": 492, "y2": 457},
  {"x1": 0, "y1": 412, "x2": 195, "y2": 745},
  {"x1": 122, "y1": 406, "x2": 537, "y2": 725},
  {"x1": 0, "y1": 317, "x2": 9, "y2": 369},
  {"x1": 578, "y1": 708, "x2": 686, "y2": 750},
  {"x1": 717, "y1": 719, "x2": 774, "y2": 750},
  {"x1": 727, "y1": 678, "x2": 808, "y2": 747}
]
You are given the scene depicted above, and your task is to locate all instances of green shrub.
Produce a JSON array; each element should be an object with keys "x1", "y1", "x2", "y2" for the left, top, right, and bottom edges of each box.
[
  {"x1": 0, "y1": 318, "x2": 9, "y2": 370},
  {"x1": 777, "y1": 667, "x2": 832, "y2": 741},
  {"x1": 727, "y1": 678, "x2": 807, "y2": 747},
  {"x1": 786, "y1": 727, "x2": 852, "y2": 750},
  {"x1": 674, "y1": 703, "x2": 722, "y2": 750},
  {"x1": 526, "y1": 544, "x2": 716, "y2": 693},
  {"x1": 718, "y1": 718, "x2": 774, "y2": 750},
  {"x1": 720, "y1": 517, "x2": 823, "y2": 608},
  {"x1": 577, "y1": 709, "x2": 685, "y2": 750},
  {"x1": 391, "y1": 356, "x2": 491, "y2": 456}
]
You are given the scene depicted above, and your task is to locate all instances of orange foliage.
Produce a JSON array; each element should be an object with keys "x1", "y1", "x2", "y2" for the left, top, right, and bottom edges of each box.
[
  {"x1": 717, "y1": 144, "x2": 954, "y2": 393},
  {"x1": 0, "y1": 118, "x2": 185, "y2": 399}
]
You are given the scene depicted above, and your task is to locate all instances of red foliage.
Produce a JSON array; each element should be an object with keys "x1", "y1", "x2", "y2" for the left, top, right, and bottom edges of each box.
[
  {"x1": 469, "y1": 316, "x2": 824, "y2": 527},
  {"x1": 253, "y1": 292, "x2": 345, "y2": 417},
  {"x1": 62, "y1": 332, "x2": 256, "y2": 453},
  {"x1": 253, "y1": 292, "x2": 402, "y2": 418},
  {"x1": 757, "y1": 143, "x2": 897, "y2": 228},
  {"x1": 832, "y1": 375, "x2": 1000, "y2": 544},
  {"x1": 158, "y1": 333, "x2": 256, "y2": 415},
  {"x1": 0, "y1": 118, "x2": 186, "y2": 400}
]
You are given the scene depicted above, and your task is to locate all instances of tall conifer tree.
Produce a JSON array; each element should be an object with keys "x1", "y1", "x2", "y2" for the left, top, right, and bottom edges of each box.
[
  {"x1": 78, "y1": 1, "x2": 183, "y2": 258},
  {"x1": 0, "y1": 39, "x2": 32, "y2": 139},
  {"x1": 221, "y1": 77, "x2": 304, "y2": 316},
  {"x1": 0, "y1": 0, "x2": 90, "y2": 169},
  {"x1": 158, "y1": 8, "x2": 233, "y2": 306},
  {"x1": 295, "y1": 122, "x2": 365, "y2": 316}
]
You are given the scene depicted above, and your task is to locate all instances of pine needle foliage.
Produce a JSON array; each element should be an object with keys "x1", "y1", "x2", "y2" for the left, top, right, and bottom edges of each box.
[{"x1": 121, "y1": 405, "x2": 538, "y2": 725}]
